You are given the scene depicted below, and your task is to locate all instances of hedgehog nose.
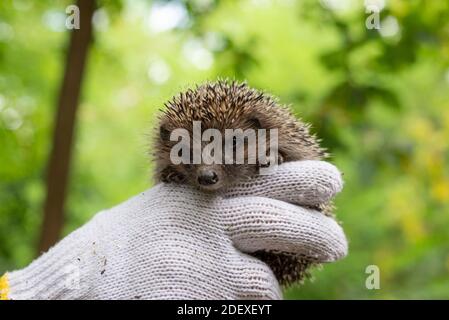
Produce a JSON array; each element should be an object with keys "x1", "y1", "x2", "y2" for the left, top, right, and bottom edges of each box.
[{"x1": 198, "y1": 170, "x2": 219, "y2": 186}]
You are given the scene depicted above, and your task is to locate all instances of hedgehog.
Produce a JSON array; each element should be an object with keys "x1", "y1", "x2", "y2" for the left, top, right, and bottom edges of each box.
[{"x1": 152, "y1": 80, "x2": 333, "y2": 286}]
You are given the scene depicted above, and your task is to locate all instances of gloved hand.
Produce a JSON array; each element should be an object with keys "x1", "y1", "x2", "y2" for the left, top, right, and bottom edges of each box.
[{"x1": 1, "y1": 161, "x2": 347, "y2": 300}]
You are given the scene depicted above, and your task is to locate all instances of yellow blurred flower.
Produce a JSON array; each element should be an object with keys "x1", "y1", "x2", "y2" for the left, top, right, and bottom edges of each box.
[
  {"x1": 374, "y1": 249, "x2": 393, "y2": 285},
  {"x1": 431, "y1": 179, "x2": 449, "y2": 203},
  {"x1": 389, "y1": 0, "x2": 410, "y2": 17},
  {"x1": 419, "y1": 150, "x2": 444, "y2": 178},
  {"x1": 428, "y1": 160, "x2": 444, "y2": 178},
  {"x1": 406, "y1": 116, "x2": 434, "y2": 143},
  {"x1": 388, "y1": 184, "x2": 427, "y2": 243},
  {"x1": 400, "y1": 213, "x2": 426, "y2": 242}
]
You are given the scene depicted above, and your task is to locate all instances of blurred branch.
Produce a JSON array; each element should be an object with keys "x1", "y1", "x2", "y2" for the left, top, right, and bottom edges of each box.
[{"x1": 38, "y1": 0, "x2": 95, "y2": 253}]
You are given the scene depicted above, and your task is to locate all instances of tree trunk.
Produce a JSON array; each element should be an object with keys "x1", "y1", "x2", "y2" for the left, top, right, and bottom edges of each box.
[{"x1": 38, "y1": 0, "x2": 95, "y2": 253}]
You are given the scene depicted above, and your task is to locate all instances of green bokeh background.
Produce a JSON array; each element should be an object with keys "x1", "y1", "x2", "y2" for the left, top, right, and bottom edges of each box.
[{"x1": 1, "y1": 0, "x2": 448, "y2": 299}]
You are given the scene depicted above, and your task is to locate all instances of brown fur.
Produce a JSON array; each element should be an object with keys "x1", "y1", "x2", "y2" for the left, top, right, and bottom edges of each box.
[{"x1": 152, "y1": 80, "x2": 331, "y2": 286}]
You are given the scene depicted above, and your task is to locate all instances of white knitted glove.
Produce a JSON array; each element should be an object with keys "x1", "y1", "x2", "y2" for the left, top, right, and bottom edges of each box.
[{"x1": 3, "y1": 161, "x2": 347, "y2": 300}]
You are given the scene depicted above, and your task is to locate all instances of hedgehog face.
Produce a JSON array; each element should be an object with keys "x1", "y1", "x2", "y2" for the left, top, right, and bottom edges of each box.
[{"x1": 156, "y1": 119, "x2": 262, "y2": 192}]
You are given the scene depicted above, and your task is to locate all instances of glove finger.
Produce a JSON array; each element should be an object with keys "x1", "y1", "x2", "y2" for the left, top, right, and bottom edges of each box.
[
  {"x1": 222, "y1": 160, "x2": 343, "y2": 207},
  {"x1": 223, "y1": 196, "x2": 348, "y2": 263}
]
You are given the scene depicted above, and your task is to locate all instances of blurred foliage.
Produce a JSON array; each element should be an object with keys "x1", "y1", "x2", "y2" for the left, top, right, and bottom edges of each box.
[{"x1": 0, "y1": 0, "x2": 448, "y2": 299}]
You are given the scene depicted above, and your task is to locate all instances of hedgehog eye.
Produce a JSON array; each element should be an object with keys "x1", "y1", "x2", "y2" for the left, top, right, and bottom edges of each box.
[
  {"x1": 160, "y1": 125, "x2": 171, "y2": 141},
  {"x1": 248, "y1": 117, "x2": 262, "y2": 129}
]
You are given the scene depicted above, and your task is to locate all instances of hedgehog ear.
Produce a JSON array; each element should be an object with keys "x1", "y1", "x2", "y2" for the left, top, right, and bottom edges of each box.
[
  {"x1": 160, "y1": 125, "x2": 171, "y2": 141},
  {"x1": 248, "y1": 117, "x2": 262, "y2": 129}
]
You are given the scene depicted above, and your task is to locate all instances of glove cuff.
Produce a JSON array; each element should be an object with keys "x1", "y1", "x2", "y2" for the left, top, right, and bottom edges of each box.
[{"x1": 5, "y1": 219, "x2": 100, "y2": 300}]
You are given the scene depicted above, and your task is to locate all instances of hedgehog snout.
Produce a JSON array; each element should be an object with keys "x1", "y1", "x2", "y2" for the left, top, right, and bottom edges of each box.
[
  {"x1": 198, "y1": 169, "x2": 219, "y2": 186},
  {"x1": 196, "y1": 165, "x2": 225, "y2": 191}
]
